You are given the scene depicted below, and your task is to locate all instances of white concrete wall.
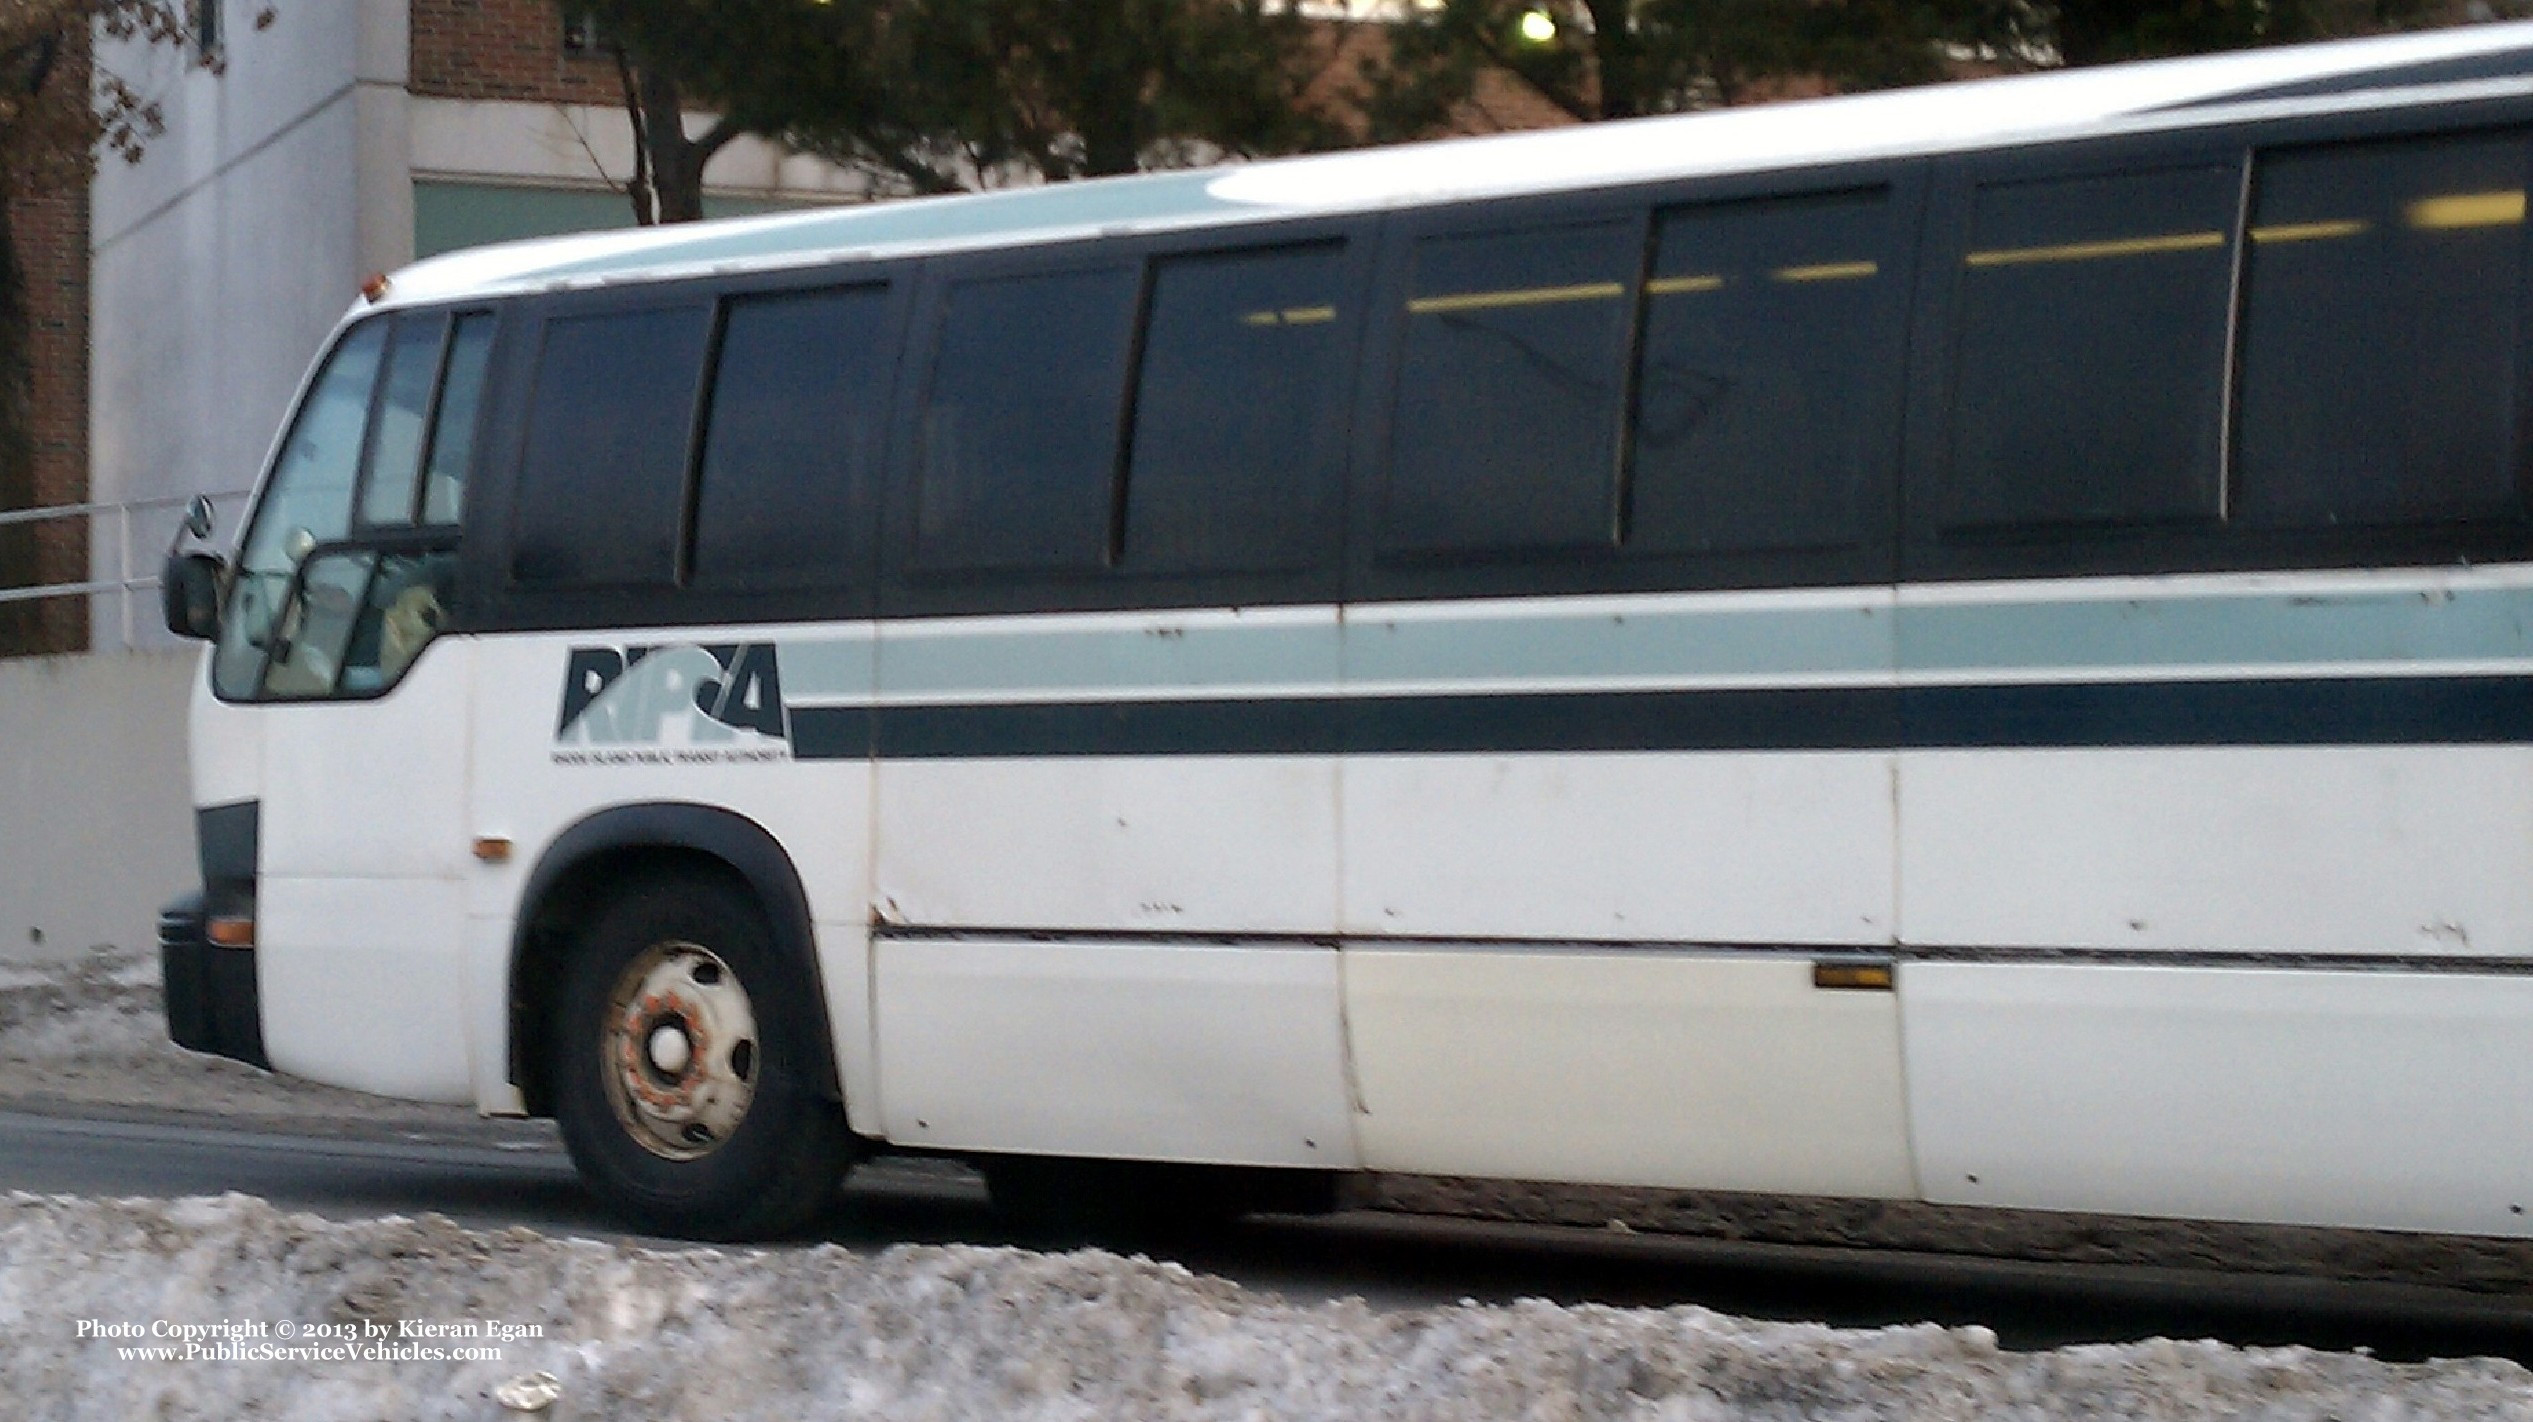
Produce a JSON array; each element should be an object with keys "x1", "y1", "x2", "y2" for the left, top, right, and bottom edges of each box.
[
  {"x1": 88, "y1": 1, "x2": 411, "y2": 650},
  {"x1": 0, "y1": 650, "x2": 199, "y2": 965},
  {"x1": 408, "y1": 97, "x2": 874, "y2": 202}
]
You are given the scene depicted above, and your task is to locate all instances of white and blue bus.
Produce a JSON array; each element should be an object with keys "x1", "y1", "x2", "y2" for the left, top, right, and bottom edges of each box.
[{"x1": 160, "y1": 23, "x2": 2533, "y2": 1240}]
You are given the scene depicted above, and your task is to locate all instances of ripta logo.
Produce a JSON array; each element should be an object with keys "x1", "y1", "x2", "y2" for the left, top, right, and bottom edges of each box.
[{"x1": 555, "y1": 643, "x2": 787, "y2": 752}]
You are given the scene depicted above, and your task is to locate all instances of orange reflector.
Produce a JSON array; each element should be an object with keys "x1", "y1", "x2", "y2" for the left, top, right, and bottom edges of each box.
[
  {"x1": 205, "y1": 916, "x2": 256, "y2": 949},
  {"x1": 1812, "y1": 960, "x2": 1893, "y2": 991},
  {"x1": 360, "y1": 271, "x2": 392, "y2": 303},
  {"x1": 472, "y1": 836, "x2": 513, "y2": 864}
]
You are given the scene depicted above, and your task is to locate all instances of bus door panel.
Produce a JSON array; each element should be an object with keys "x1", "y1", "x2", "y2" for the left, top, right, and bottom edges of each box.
[
  {"x1": 1897, "y1": 745, "x2": 2533, "y2": 956},
  {"x1": 1332, "y1": 590, "x2": 1908, "y2": 1197},
  {"x1": 1340, "y1": 946, "x2": 1916, "y2": 1196},
  {"x1": 253, "y1": 638, "x2": 477, "y2": 1102},
  {"x1": 1338, "y1": 751, "x2": 1896, "y2": 944},
  {"x1": 872, "y1": 756, "x2": 1339, "y2": 931},
  {"x1": 871, "y1": 936, "x2": 1357, "y2": 1167},
  {"x1": 1903, "y1": 961, "x2": 2533, "y2": 1236},
  {"x1": 870, "y1": 605, "x2": 1342, "y2": 933},
  {"x1": 1895, "y1": 743, "x2": 2533, "y2": 1234},
  {"x1": 1335, "y1": 589, "x2": 1900, "y2": 944},
  {"x1": 866, "y1": 601, "x2": 1346, "y2": 1154}
]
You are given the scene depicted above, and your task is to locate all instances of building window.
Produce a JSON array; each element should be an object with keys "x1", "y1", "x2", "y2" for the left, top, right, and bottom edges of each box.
[
  {"x1": 562, "y1": 10, "x2": 608, "y2": 57},
  {"x1": 188, "y1": 0, "x2": 221, "y2": 64}
]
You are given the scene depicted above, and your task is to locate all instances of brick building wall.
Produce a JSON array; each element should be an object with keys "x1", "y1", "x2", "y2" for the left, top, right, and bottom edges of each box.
[
  {"x1": 10, "y1": 186, "x2": 91, "y2": 654},
  {"x1": 0, "y1": 183, "x2": 91, "y2": 657},
  {"x1": 409, "y1": 0, "x2": 620, "y2": 106},
  {"x1": 0, "y1": 12, "x2": 94, "y2": 657}
]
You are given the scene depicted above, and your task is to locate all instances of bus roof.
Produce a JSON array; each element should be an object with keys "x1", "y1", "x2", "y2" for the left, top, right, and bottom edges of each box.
[{"x1": 382, "y1": 20, "x2": 2533, "y2": 310}]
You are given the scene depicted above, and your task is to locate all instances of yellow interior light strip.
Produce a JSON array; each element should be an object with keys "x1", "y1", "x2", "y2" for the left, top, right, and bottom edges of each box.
[
  {"x1": 1238, "y1": 305, "x2": 1338, "y2": 327},
  {"x1": 1408, "y1": 281, "x2": 1625, "y2": 315},
  {"x1": 1648, "y1": 262, "x2": 1878, "y2": 294},
  {"x1": 1773, "y1": 260, "x2": 1879, "y2": 282},
  {"x1": 1965, "y1": 230, "x2": 2224, "y2": 268},
  {"x1": 2406, "y1": 190, "x2": 2525, "y2": 230},
  {"x1": 2249, "y1": 219, "x2": 2369, "y2": 244}
]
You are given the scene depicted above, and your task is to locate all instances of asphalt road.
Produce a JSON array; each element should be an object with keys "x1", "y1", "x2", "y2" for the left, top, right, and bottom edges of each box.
[{"x1": 3, "y1": 1106, "x2": 2529, "y2": 1364}]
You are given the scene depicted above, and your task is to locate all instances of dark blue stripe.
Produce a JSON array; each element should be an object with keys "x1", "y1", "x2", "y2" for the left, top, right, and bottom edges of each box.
[
  {"x1": 782, "y1": 674, "x2": 2533, "y2": 759},
  {"x1": 1910, "y1": 676, "x2": 2533, "y2": 748},
  {"x1": 788, "y1": 706, "x2": 875, "y2": 760},
  {"x1": 1347, "y1": 686, "x2": 1895, "y2": 754}
]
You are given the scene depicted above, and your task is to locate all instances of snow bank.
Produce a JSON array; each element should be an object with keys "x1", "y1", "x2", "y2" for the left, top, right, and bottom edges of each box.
[
  {"x1": 0, "y1": 949, "x2": 163, "y2": 1062},
  {"x1": 2, "y1": 1193, "x2": 2527, "y2": 1422},
  {"x1": 0, "y1": 948, "x2": 535, "y2": 1136}
]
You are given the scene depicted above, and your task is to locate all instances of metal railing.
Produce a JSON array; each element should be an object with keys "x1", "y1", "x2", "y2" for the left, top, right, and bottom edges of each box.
[{"x1": 0, "y1": 491, "x2": 252, "y2": 649}]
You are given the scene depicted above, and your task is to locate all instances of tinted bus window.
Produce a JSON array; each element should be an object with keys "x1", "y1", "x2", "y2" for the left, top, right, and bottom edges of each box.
[
  {"x1": 694, "y1": 286, "x2": 893, "y2": 589},
  {"x1": 1635, "y1": 191, "x2": 1890, "y2": 554},
  {"x1": 1946, "y1": 165, "x2": 2238, "y2": 530},
  {"x1": 1126, "y1": 243, "x2": 1347, "y2": 574},
  {"x1": 2236, "y1": 131, "x2": 2529, "y2": 528},
  {"x1": 511, "y1": 305, "x2": 711, "y2": 588},
  {"x1": 420, "y1": 313, "x2": 496, "y2": 526},
  {"x1": 359, "y1": 316, "x2": 445, "y2": 527},
  {"x1": 1383, "y1": 219, "x2": 1638, "y2": 558},
  {"x1": 915, "y1": 266, "x2": 1138, "y2": 573}
]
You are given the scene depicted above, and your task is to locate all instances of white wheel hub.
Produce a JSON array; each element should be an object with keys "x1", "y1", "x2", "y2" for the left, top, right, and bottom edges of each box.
[
  {"x1": 646, "y1": 1023, "x2": 692, "y2": 1075},
  {"x1": 600, "y1": 940, "x2": 759, "y2": 1161}
]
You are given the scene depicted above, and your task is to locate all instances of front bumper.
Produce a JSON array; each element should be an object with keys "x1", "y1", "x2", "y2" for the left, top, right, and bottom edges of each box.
[{"x1": 160, "y1": 890, "x2": 268, "y2": 1069}]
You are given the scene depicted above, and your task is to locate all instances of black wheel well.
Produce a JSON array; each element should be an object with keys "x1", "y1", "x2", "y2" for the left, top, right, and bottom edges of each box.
[
  {"x1": 508, "y1": 808, "x2": 843, "y2": 1118},
  {"x1": 512, "y1": 845, "x2": 735, "y2": 1118}
]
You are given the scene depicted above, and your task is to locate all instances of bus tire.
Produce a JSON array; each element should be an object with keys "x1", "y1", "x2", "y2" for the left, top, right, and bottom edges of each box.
[{"x1": 551, "y1": 869, "x2": 852, "y2": 1240}]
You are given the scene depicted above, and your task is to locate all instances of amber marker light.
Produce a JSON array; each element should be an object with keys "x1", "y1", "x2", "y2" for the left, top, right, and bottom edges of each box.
[
  {"x1": 360, "y1": 272, "x2": 392, "y2": 303},
  {"x1": 205, "y1": 916, "x2": 256, "y2": 949},
  {"x1": 473, "y1": 837, "x2": 514, "y2": 864},
  {"x1": 1813, "y1": 960, "x2": 1894, "y2": 991}
]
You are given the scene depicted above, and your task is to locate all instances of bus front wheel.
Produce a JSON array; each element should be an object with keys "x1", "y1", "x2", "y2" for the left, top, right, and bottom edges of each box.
[{"x1": 551, "y1": 870, "x2": 852, "y2": 1240}]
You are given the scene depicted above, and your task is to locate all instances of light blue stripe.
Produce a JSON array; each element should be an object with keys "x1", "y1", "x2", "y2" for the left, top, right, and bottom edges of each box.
[
  {"x1": 776, "y1": 579, "x2": 2533, "y2": 704},
  {"x1": 877, "y1": 619, "x2": 1335, "y2": 698},
  {"x1": 1900, "y1": 583, "x2": 2533, "y2": 674},
  {"x1": 778, "y1": 639, "x2": 875, "y2": 699},
  {"x1": 1345, "y1": 602, "x2": 1892, "y2": 684}
]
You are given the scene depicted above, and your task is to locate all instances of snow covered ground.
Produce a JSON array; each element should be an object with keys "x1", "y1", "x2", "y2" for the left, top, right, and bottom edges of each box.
[
  {"x1": 0, "y1": 946, "x2": 550, "y2": 1143},
  {"x1": 2, "y1": 1191, "x2": 2528, "y2": 1422},
  {"x1": 4, "y1": 947, "x2": 2531, "y2": 1419}
]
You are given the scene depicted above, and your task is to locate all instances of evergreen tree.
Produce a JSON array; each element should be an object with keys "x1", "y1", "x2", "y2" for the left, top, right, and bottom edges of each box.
[
  {"x1": 572, "y1": 0, "x2": 1352, "y2": 208},
  {"x1": 1362, "y1": 0, "x2": 2465, "y2": 137}
]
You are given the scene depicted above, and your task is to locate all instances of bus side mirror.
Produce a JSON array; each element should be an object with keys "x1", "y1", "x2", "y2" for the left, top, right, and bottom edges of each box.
[{"x1": 163, "y1": 551, "x2": 224, "y2": 640}]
